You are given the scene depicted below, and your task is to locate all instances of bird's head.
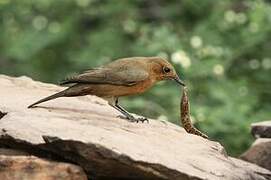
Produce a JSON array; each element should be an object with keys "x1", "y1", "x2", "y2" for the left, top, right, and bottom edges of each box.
[{"x1": 148, "y1": 57, "x2": 185, "y2": 86}]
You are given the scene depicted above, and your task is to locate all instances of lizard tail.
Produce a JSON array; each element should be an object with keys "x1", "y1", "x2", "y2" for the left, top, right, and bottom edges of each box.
[{"x1": 181, "y1": 87, "x2": 208, "y2": 139}]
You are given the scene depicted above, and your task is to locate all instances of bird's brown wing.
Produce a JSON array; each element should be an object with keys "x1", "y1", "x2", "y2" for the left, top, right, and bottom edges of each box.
[{"x1": 61, "y1": 66, "x2": 149, "y2": 86}]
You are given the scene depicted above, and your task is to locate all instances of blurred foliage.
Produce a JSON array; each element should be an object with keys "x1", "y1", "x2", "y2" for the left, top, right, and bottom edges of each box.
[{"x1": 0, "y1": 0, "x2": 271, "y2": 156}]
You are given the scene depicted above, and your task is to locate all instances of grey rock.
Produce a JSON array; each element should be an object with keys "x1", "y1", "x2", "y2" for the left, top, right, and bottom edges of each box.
[{"x1": 0, "y1": 75, "x2": 270, "y2": 180}]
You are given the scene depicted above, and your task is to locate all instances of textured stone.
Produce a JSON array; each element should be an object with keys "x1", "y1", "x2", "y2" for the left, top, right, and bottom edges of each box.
[
  {"x1": 0, "y1": 148, "x2": 29, "y2": 156},
  {"x1": 241, "y1": 138, "x2": 271, "y2": 171},
  {"x1": 0, "y1": 75, "x2": 270, "y2": 180},
  {"x1": 0, "y1": 155, "x2": 87, "y2": 180}
]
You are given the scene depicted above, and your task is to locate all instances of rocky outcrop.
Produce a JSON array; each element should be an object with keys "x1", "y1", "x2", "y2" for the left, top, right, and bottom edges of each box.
[
  {"x1": 241, "y1": 139, "x2": 271, "y2": 171},
  {"x1": 252, "y1": 121, "x2": 271, "y2": 138},
  {"x1": 0, "y1": 147, "x2": 29, "y2": 156},
  {"x1": 0, "y1": 153, "x2": 87, "y2": 180},
  {"x1": 0, "y1": 75, "x2": 271, "y2": 180},
  {"x1": 241, "y1": 121, "x2": 271, "y2": 171}
]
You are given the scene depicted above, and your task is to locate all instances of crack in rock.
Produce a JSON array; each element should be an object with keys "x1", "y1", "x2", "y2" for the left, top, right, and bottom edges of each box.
[
  {"x1": 0, "y1": 111, "x2": 7, "y2": 120},
  {"x1": 0, "y1": 134, "x2": 194, "y2": 180}
]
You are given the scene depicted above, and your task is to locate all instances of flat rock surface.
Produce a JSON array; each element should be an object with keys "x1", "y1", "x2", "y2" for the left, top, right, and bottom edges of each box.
[
  {"x1": 0, "y1": 75, "x2": 271, "y2": 180},
  {"x1": 241, "y1": 138, "x2": 271, "y2": 171},
  {"x1": 252, "y1": 121, "x2": 271, "y2": 138}
]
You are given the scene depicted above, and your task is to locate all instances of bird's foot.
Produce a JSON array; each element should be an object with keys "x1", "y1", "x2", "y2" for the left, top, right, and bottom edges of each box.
[
  {"x1": 136, "y1": 117, "x2": 149, "y2": 123},
  {"x1": 117, "y1": 115, "x2": 149, "y2": 123}
]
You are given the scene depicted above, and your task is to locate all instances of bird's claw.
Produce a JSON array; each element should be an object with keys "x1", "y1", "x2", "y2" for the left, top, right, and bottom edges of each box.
[
  {"x1": 117, "y1": 115, "x2": 149, "y2": 123},
  {"x1": 136, "y1": 117, "x2": 149, "y2": 123}
]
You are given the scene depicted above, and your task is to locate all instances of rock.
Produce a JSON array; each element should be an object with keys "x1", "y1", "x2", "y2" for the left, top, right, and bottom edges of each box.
[
  {"x1": 0, "y1": 147, "x2": 29, "y2": 156},
  {"x1": 0, "y1": 155, "x2": 87, "y2": 180},
  {"x1": 240, "y1": 138, "x2": 271, "y2": 171},
  {"x1": 252, "y1": 121, "x2": 271, "y2": 138},
  {"x1": 0, "y1": 111, "x2": 7, "y2": 119},
  {"x1": 0, "y1": 74, "x2": 270, "y2": 180}
]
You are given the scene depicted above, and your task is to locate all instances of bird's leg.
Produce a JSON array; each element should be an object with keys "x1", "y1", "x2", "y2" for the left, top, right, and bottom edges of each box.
[
  {"x1": 115, "y1": 98, "x2": 148, "y2": 123},
  {"x1": 110, "y1": 98, "x2": 148, "y2": 123},
  {"x1": 116, "y1": 104, "x2": 148, "y2": 123},
  {"x1": 108, "y1": 99, "x2": 135, "y2": 122}
]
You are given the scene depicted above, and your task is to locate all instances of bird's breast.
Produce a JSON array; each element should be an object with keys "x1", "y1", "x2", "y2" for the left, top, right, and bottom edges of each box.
[{"x1": 112, "y1": 78, "x2": 155, "y2": 97}]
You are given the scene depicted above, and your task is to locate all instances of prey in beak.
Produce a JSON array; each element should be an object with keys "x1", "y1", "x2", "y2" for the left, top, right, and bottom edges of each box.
[{"x1": 174, "y1": 76, "x2": 185, "y2": 86}]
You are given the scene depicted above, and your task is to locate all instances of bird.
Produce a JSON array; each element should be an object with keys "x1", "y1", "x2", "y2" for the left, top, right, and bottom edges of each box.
[{"x1": 28, "y1": 56, "x2": 185, "y2": 122}]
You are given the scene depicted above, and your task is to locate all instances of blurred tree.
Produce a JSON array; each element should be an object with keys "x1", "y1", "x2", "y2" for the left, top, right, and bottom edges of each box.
[{"x1": 0, "y1": 0, "x2": 270, "y2": 155}]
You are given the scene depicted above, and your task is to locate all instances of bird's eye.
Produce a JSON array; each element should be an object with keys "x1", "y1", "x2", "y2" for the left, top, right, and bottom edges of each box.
[{"x1": 163, "y1": 67, "x2": 171, "y2": 73}]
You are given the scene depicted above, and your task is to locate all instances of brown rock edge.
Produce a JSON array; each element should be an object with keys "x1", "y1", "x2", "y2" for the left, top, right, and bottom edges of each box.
[
  {"x1": 0, "y1": 75, "x2": 271, "y2": 180},
  {"x1": 0, "y1": 151, "x2": 87, "y2": 180},
  {"x1": 241, "y1": 138, "x2": 271, "y2": 171}
]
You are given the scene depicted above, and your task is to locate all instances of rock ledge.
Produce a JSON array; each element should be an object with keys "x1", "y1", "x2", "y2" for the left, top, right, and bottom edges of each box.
[{"x1": 0, "y1": 75, "x2": 271, "y2": 180}]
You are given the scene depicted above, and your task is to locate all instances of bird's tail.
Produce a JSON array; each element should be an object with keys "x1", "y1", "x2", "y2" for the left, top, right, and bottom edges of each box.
[{"x1": 28, "y1": 90, "x2": 66, "y2": 108}]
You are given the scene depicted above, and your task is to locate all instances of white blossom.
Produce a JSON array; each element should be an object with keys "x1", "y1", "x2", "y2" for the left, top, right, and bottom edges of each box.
[
  {"x1": 190, "y1": 36, "x2": 202, "y2": 49},
  {"x1": 262, "y1": 58, "x2": 271, "y2": 69},
  {"x1": 32, "y1": 16, "x2": 48, "y2": 30},
  {"x1": 224, "y1": 10, "x2": 235, "y2": 23},
  {"x1": 171, "y1": 50, "x2": 191, "y2": 68},
  {"x1": 213, "y1": 64, "x2": 224, "y2": 75}
]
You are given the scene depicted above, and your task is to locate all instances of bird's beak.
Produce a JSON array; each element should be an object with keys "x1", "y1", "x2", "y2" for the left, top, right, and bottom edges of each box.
[{"x1": 173, "y1": 76, "x2": 185, "y2": 86}]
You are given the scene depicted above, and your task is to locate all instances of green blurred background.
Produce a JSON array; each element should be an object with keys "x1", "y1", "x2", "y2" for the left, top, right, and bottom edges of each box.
[{"x1": 0, "y1": 0, "x2": 270, "y2": 156}]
